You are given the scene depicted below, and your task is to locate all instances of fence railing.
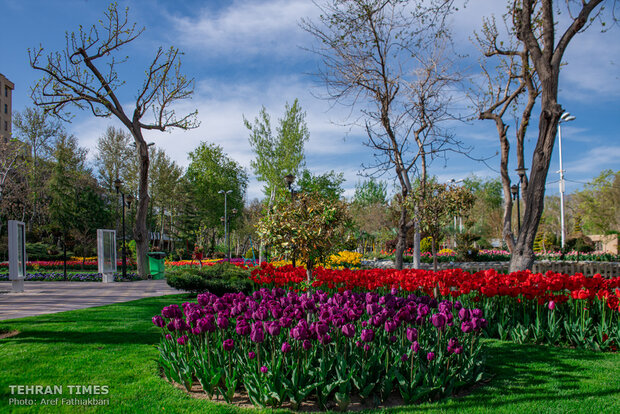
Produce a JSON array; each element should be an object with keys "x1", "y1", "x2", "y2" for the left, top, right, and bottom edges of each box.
[{"x1": 368, "y1": 260, "x2": 620, "y2": 278}]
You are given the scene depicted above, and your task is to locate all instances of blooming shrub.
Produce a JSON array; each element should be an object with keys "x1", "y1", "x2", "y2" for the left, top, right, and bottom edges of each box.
[
  {"x1": 0, "y1": 272, "x2": 141, "y2": 282},
  {"x1": 154, "y1": 288, "x2": 486, "y2": 409},
  {"x1": 250, "y1": 264, "x2": 620, "y2": 351},
  {"x1": 271, "y1": 251, "x2": 363, "y2": 270}
]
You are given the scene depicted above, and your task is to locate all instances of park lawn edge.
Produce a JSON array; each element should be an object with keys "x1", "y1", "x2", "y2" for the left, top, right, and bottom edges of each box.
[{"x1": 0, "y1": 294, "x2": 618, "y2": 414}]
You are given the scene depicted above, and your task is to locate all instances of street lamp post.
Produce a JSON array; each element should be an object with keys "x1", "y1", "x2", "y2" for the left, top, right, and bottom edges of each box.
[
  {"x1": 284, "y1": 175, "x2": 298, "y2": 268},
  {"x1": 219, "y1": 190, "x2": 233, "y2": 261},
  {"x1": 114, "y1": 179, "x2": 133, "y2": 278},
  {"x1": 558, "y1": 112, "x2": 575, "y2": 250}
]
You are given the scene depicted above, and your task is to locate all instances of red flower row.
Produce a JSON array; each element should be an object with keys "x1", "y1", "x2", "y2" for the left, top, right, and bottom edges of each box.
[{"x1": 250, "y1": 263, "x2": 620, "y2": 312}]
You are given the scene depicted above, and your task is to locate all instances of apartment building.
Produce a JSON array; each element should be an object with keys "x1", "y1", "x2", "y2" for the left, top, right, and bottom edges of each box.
[{"x1": 0, "y1": 73, "x2": 15, "y2": 143}]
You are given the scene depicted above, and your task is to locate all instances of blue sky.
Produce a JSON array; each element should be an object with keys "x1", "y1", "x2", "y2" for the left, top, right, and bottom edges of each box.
[{"x1": 2, "y1": 0, "x2": 619, "y2": 202}]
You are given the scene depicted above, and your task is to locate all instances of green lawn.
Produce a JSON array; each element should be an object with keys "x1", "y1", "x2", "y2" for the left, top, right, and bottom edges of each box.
[{"x1": 0, "y1": 295, "x2": 618, "y2": 413}]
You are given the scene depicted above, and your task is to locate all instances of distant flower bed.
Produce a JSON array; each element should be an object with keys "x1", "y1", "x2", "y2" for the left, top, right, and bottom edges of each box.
[
  {"x1": 166, "y1": 258, "x2": 252, "y2": 267},
  {"x1": 271, "y1": 251, "x2": 363, "y2": 270},
  {"x1": 0, "y1": 260, "x2": 137, "y2": 271},
  {"x1": 377, "y1": 249, "x2": 620, "y2": 263},
  {"x1": 154, "y1": 288, "x2": 486, "y2": 409},
  {"x1": 0, "y1": 272, "x2": 141, "y2": 282}
]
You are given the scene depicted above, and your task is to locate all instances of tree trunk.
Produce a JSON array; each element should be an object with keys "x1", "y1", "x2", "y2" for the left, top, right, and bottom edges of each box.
[
  {"x1": 394, "y1": 207, "x2": 408, "y2": 270},
  {"x1": 509, "y1": 88, "x2": 561, "y2": 272},
  {"x1": 432, "y1": 236, "x2": 438, "y2": 272},
  {"x1": 133, "y1": 138, "x2": 151, "y2": 279},
  {"x1": 412, "y1": 225, "x2": 421, "y2": 269}
]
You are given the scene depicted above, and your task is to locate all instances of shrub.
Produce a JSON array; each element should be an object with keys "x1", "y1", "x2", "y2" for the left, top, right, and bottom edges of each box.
[{"x1": 166, "y1": 262, "x2": 254, "y2": 295}]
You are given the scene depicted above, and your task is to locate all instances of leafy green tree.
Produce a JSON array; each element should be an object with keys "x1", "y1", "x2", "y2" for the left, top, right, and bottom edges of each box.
[
  {"x1": 95, "y1": 126, "x2": 135, "y2": 191},
  {"x1": 244, "y1": 99, "x2": 309, "y2": 202},
  {"x1": 353, "y1": 179, "x2": 387, "y2": 206},
  {"x1": 462, "y1": 176, "x2": 504, "y2": 245},
  {"x1": 149, "y1": 147, "x2": 184, "y2": 250},
  {"x1": 12, "y1": 107, "x2": 64, "y2": 226},
  {"x1": 257, "y1": 191, "x2": 350, "y2": 280},
  {"x1": 297, "y1": 169, "x2": 345, "y2": 201},
  {"x1": 244, "y1": 98, "x2": 309, "y2": 262},
  {"x1": 574, "y1": 170, "x2": 620, "y2": 234},
  {"x1": 184, "y1": 142, "x2": 248, "y2": 254},
  {"x1": 406, "y1": 181, "x2": 474, "y2": 273}
]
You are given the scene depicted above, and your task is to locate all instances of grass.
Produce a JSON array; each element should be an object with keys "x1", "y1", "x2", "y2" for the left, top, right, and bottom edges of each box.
[{"x1": 0, "y1": 296, "x2": 618, "y2": 414}]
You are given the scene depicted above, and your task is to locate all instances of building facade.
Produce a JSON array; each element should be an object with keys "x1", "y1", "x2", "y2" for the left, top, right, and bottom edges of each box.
[{"x1": 0, "y1": 73, "x2": 15, "y2": 143}]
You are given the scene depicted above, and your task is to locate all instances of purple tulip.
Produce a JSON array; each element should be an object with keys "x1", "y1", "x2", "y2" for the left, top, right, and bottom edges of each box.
[
  {"x1": 431, "y1": 313, "x2": 447, "y2": 330},
  {"x1": 177, "y1": 335, "x2": 188, "y2": 345},
  {"x1": 248, "y1": 351, "x2": 256, "y2": 360},
  {"x1": 152, "y1": 315, "x2": 165, "y2": 328},
  {"x1": 302, "y1": 339, "x2": 312, "y2": 350},
  {"x1": 236, "y1": 320, "x2": 251, "y2": 336},
  {"x1": 361, "y1": 329, "x2": 375, "y2": 342},
  {"x1": 548, "y1": 301, "x2": 556, "y2": 310},
  {"x1": 401, "y1": 353, "x2": 408, "y2": 362},
  {"x1": 454, "y1": 345, "x2": 463, "y2": 354},
  {"x1": 461, "y1": 321, "x2": 474, "y2": 333},
  {"x1": 250, "y1": 322, "x2": 265, "y2": 343},
  {"x1": 406, "y1": 327, "x2": 418, "y2": 342},
  {"x1": 384, "y1": 320, "x2": 397, "y2": 334},
  {"x1": 448, "y1": 337, "x2": 459, "y2": 349},
  {"x1": 162, "y1": 304, "x2": 182, "y2": 319},
  {"x1": 341, "y1": 324, "x2": 356, "y2": 338},
  {"x1": 389, "y1": 335, "x2": 397, "y2": 343},
  {"x1": 411, "y1": 341, "x2": 420, "y2": 353},
  {"x1": 223, "y1": 338, "x2": 234, "y2": 351},
  {"x1": 217, "y1": 315, "x2": 229, "y2": 329},
  {"x1": 459, "y1": 308, "x2": 471, "y2": 321},
  {"x1": 198, "y1": 316, "x2": 216, "y2": 333},
  {"x1": 260, "y1": 366, "x2": 268, "y2": 374},
  {"x1": 281, "y1": 342, "x2": 292, "y2": 353},
  {"x1": 427, "y1": 352, "x2": 435, "y2": 361},
  {"x1": 472, "y1": 309, "x2": 484, "y2": 318},
  {"x1": 266, "y1": 321, "x2": 281, "y2": 336},
  {"x1": 165, "y1": 334, "x2": 172, "y2": 341},
  {"x1": 363, "y1": 344, "x2": 370, "y2": 352},
  {"x1": 173, "y1": 318, "x2": 188, "y2": 332},
  {"x1": 319, "y1": 334, "x2": 332, "y2": 345},
  {"x1": 355, "y1": 341, "x2": 362, "y2": 348}
]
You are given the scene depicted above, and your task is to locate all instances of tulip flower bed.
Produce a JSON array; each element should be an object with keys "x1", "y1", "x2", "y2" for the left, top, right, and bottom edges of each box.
[
  {"x1": 153, "y1": 288, "x2": 486, "y2": 410},
  {"x1": 0, "y1": 260, "x2": 137, "y2": 271},
  {"x1": 250, "y1": 264, "x2": 620, "y2": 351},
  {"x1": 0, "y1": 272, "x2": 141, "y2": 282}
]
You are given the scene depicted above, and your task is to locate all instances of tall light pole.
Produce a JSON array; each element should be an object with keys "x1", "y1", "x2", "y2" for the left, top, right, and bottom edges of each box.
[
  {"x1": 558, "y1": 112, "x2": 575, "y2": 250},
  {"x1": 219, "y1": 189, "x2": 233, "y2": 261},
  {"x1": 114, "y1": 179, "x2": 134, "y2": 278}
]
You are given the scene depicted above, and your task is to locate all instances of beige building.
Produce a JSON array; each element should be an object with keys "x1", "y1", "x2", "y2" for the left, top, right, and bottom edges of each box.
[
  {"x1": 588, "y1": 234, "x2": 619, "y2": 254},
  {"x1": 0, "y1": 73, "x2": 15, "y2": 143}
]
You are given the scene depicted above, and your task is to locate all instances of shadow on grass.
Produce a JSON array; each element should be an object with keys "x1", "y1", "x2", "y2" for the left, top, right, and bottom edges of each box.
[
  {"x1": 4, "y1": 329, "x2": 161, "y2": 346},
  {"x1": 385, "y1": 340, "x2": 614, "y2": 413}
]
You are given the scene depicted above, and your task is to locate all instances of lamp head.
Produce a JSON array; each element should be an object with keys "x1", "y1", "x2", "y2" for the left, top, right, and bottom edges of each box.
[
  {"x1": 126, "y1": 194, "x2": 134, "y2": 209},
  {"x1": 560, "y1": 112, "x2": 576, "y2": 122},
  {"x1": 114, "y1": 178, "x2": 122, "y2": 193},
  {"x1": 232, "y1": 208, "x2": 238, "y2": 215},
  {"x1": 515, "y1": 167, "x2": 528, "y2": 179},
  {"x1": 284, "y1": 174, "x2": 295, "y2": 188},
  {"x1": 510, "y1": 184, "x2": 518, "y2": 199}
]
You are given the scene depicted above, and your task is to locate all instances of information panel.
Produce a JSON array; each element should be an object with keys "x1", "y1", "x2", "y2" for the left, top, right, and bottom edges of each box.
[
  {"x1": 97, "y1": 229, "x2": 117, "y2": 275},
  {"x1": 8, "y1": 220, "x2": 26, "y2": 281}
]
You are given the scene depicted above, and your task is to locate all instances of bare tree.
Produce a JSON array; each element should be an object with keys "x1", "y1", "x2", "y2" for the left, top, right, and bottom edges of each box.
[
  {"x1": 302, "y1": 0, "x2": 464, "y2": 269},
  {"x1": 475, "y1": 0, "x2": 612, "y2": 271},
  {"x1": 29, "y1": 3, "x2": 198, "y2": 277},
  {"x1": 473, "y1": 13, "x2": 541, "y2": 263}
]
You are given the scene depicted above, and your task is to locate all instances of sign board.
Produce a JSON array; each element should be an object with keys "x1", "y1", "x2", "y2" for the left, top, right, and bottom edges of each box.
[
  {"x1": 97, "y1": 229, "x2": 117, "y2": 275},
  {"x1": 8, "y1": 220, "x2": 26, "y2": 281}
]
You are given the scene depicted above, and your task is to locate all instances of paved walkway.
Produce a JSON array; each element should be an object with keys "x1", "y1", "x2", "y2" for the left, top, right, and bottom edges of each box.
[{"x1": 0, "y1": 280, "x2": 181, "y2": 320}]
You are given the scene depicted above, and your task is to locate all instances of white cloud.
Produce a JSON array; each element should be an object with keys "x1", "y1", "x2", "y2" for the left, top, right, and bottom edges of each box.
[
  {"x1": 565, "y1": 146, "x2": 620, "y2": 174},
  {"x1": 167, "y1": 0, "x2": 318, "y2": 59}
]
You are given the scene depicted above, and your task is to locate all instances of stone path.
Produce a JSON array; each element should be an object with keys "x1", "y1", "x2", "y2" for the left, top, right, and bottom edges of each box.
[{"x1": 0, "y1": 280, "x2": 181, "y2": 320}]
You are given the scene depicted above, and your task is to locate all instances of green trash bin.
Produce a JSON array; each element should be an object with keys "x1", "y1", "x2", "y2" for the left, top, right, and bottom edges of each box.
[{"x1": 147, "y1": 252, "x2": 167, "y2": 279}]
